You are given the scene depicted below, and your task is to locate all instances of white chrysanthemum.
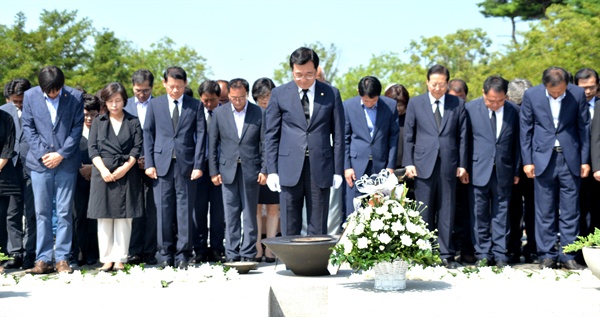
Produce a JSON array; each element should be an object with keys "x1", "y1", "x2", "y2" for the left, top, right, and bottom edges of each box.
[
  {"x1": 391, "y1": 221, "x2": 404, "y2": 233},
  {"x1": 342, "y1": 239, "x2": 353, "y2": 254},
  {"x1": 376, "y1": 206, "x2": 387, "y2": 215},
  {"x1": 353, "y1": 223, "x2": 365, "y2": 235},
  {"x1": 416, "y1": 239, "x2": 431, "y2": 250},
  {"x1": 408, "y1": 209, "x2": 420, "y2": 217},
  {"x1": 379, "y1": 245, "x2": 385, "y2": 251},
  {"x1": 357, "y1": 237, "x2": 369, "y2": 249},
  {"x1": 379, "y1": 232, "x2": 392, "y2": 244},
  {"x1": 406, "y1": 222, "x2": 419, "y2": 233},
  {"x1": 370, "y1": 219, "x2": 385, "y2": 231},
  {"x1": 401, "y1": 234, "x2": 412, "y2": 246}
]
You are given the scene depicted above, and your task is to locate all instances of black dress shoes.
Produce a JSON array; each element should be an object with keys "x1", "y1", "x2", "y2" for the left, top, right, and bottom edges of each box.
[
  {"x1": 495, "y1": 260, "x2": 509, "y2": 268},
  {"x1": 144, "y1": 254, "x2": 158, "y2": 265},
  {"x1": 2, "y1": 255, "x2": 23, "y2": 269},
  {"x1": 539, "y1": 258, "x2": 558, "y2": 269},
  {"x1": 524, "y1": 253, "x2": 539, "y2": 264},
  {"x1": 507, "y1": 253, "x2": 521, "y2": 264},
  {"x1": 190, "y1": 254, "x2": 208, "y2": 264},
  {"x1": 441, "y1": 258, "x2": 457, "y2": 269},
  {"x1": 127, "y1": 255, "x2": 143, "y2": 265},
  {"x1": 264, "y1": 257, "x2": 276, "y2": 263},
  {"x1": 458, "y1": 254, "x2": 477, "y2": 264},
  {"x1": 560, "y1": 259, "x2": 586, "y2": 270},
  {"x1": 208, "y1": 249, "x2": 225, "y2": 263}
]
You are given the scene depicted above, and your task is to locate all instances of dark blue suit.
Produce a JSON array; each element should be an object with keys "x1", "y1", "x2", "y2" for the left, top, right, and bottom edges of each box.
[
  {"x1": 466, "y1": 98, "x2": 520, "y2": 262},
  {"x1": 209, "y1": 102, "x2": 265, "y2": 260},
  {"x1": 403, "y1": 92, "x2": 467, "y2": 259},
  {"x1": 22, "y1": 86, "x2": 83, "y2": 263},
  {"x1": 265, "y1": 80, "x2": 344, "y2": 236},
  {"x1": 520, "y1": 84, "x2": 590, "y2": 262},
  {"x1": 343, "y1": 95, "x2": 399, "y2": 215},
  {"x1": 143, "y1": 94, "x2": 205, "y2": 264},
  {"x1": 124, "y1": 97, "x2": 157, "y2": 261}
]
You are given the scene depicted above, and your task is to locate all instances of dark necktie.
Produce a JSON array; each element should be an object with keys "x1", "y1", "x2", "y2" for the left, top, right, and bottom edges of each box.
[
  {"x1": 172, "y1": 100, "x2": 179, "y2": 130},
  {"x1": 491, "y1": 111, "x2": 497, "y2": 140},
  {"x1": 207, "y1": 109, "x2": 213, "y2": 129},
  {"x1": 301, "y1": 89, "x2": 310, "y2": 124},
  {"x1": 434, "y1": 100, "x2": 442, "y2": 130}
]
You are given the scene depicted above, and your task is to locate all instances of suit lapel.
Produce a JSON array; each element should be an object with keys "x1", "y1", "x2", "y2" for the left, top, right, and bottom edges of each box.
[
  {"x1": 288, "y1": 84, "x2": 308, "y2": 129},
  {"x1": 224, "y1": 104, "x2": 240, "y2": 142},
  {"x1": 498, "y1": 103, "x2": 513, "y2": 141},
  {"x1": 54, "y1": 90, "x2": 72, "y2": 130},
  {"x1": 478, "y1": 100, "x2": 495, "y2": 142},
  {"x1": 439, "y1": 94, "x2": 452, "y2": 133},
  {"x1": 310, "y1": 82, "x2": 325, "y2": 129},
  {"x1": 239, "y1": 104, "x2": 255, "y2": 143},
  {"x1": 371, "y1": 99, "x2": 386, "y2": 140}
]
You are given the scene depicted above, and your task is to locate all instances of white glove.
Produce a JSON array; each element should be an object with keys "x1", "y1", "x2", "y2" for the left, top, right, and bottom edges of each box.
[
  {"x1": 266, "y1": 173, "x2": 281, "y2": 192},
  {"x1": 332, "y1": 174, "x2": 343, "y2": 189}
]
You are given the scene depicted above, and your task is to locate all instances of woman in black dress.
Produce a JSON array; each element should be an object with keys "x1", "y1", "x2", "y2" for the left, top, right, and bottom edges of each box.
[
  {"x1": 252, "y1": 78, "x2": 279, "y2": 262},
  {"x1": 88, "y1": 82, "x2": 143, "y2": 271},
  {"x1": 0, "y1": 110, "x2": 18, "y2": 261}
]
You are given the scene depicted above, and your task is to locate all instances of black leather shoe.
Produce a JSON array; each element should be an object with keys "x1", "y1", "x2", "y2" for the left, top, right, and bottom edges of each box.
[
  {"x1": 524, "y1": 253, "x2": 539, "y2": 264},
  {"x1": 441, "y1": 258, "x2": 457, "y2": 269},
  {"x1": 190, "y1": 254, "x2": 208, "y2": 264},
  {"x1": 177, "y1": 261, "x2": 189, "y2": 270},
  {"x1": 22, "y1": 258, "x2": 35, "y2": 270},
  {"x1": 560, "y1": 259, "x2": 585, "y2": 270},
  {"x1": 127, "y1": 255, "x2": 142, "y2": 265},
  {"x1": 242, "y1": 257, "x2": 258, "y2": 262},
  {"x1": 495, "y1": 260, "x2": 509, "y2": 268},
  {"x1": 458, "y1": 254, "x2": 476, "y2": 264},
  {"x1": 2, "y1": 255, "x2": 23, "y2": 269},
  {"x1": 208, "y1": 249, "x2": 225, "y2": 263},
  {"x1": 507, "y1": 253, "x2": 521, "y2": 264},
  {"x1": 143, "y1": 254, "x2": 158, "y2": 265},
  {"x1": 264, "y1": 257, "x2": 276, "y2": 263},
  {"x1": 539, "y1": 258, "x2": 558, "y2": 269}
]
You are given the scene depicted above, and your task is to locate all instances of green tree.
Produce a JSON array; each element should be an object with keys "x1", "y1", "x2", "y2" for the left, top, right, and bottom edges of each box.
[
  {"x1": 478, "y1": 0, "x2": 566, "y2": 44},
  {"x1": 272, "y1": 42, "x2": 340, "y2": 86}
]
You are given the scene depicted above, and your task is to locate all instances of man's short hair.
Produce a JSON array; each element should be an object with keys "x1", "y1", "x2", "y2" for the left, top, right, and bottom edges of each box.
[
  {"x1": 427, "y1": 64, "x2": 450, "y2": 81},
  {"x1": 483, "y1": 76, "x2": 508, "y2": 95},
  {"x1": 163, "y1": 66, "x2": 187, "y2": 82},
  {"x1": 507, "y1": 78, "x2": 533, "y2": 105},
  {"x1": 132, "y1": 69, "x2": 154, "y2": 86},
  {"x1": 574, "y1": 68, "x2": 599, "y2": 85},
  {"x1": 197, "y1": 80, "x2": 221, "y2": 97},
  {"x1": 82, "y1": 93, "x2": 101, "y2": 112},
  {"x1": 229, "y1": 78, "x2": 249, "y2": 92},
  {"x1": 6, "y1": 78, "x2": 32, "y2": 96},
  {"x1": 289, "y1": 47, "x2": 319, "y2": 69},
  {"x1": 38, "y1": 66, "x2": 65, "y2": 94},
  {"x1": 358, "y1": 76, "x2": 382, "y2": 98},
  {"x1": 542, "y1": 66, "x2": 569, "y2": 87},
  {"x1": 449, "y1": 79, "x2": 469, "y2": 96}
]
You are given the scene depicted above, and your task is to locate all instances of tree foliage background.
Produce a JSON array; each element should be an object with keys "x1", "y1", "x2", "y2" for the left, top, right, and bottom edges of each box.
[{"x1": 1, "y1": 0, "x2": 598, "y2": 102}]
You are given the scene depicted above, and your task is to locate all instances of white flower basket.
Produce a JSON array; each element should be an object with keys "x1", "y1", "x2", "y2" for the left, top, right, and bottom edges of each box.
[{"x1": 372, "y1": 259, "x2": 409, "y2": 290}]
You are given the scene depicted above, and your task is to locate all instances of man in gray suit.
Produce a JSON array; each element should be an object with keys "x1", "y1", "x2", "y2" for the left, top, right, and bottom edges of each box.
[
  {"x1": 208, "y1": 78, "x2": 266, "y2": 262},
  {"x1": 265, "y1": 47, "x2": 344, "y2": 236}
]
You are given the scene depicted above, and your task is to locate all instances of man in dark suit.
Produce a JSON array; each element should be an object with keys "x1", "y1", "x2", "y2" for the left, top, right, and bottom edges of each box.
[
  {"x1": 22, "y1": 66, "x2": 83, "y2": 274},
  {"x1": 143, "y1": 66, "x2": 205, "y2": 269},
  {"x1": 403, "y1": 64, "x2": 469, "y2": 269},
  {"x1": 343, "y1": 76, "x2": 399, "y2": 216},
  {"x1": 1, "y1": 78, "x2": 35, "y2": 270},
  {"x1": 466, "y1": 76, "x2": 521, "y2": 268},
  {"x1": 574, "y1": 68, "x2": 600, "y2": 237},
  {"x1": 192, "y1": 80, "x2": 225, "y2": 263},
  {"x1": 124, "y1": 69, "x2": 158, "y2": 265},
  {"x1": 520, "y1": 66, "x2": 590, "y2": 270},
  {"x1": 265, "y1": 47, "x2": 344, "y2": 236},
  {"x1": 209, "y1": 78, "x2": 266, "y2": 262},
  {"x1": 591, "y1": 99, "x2": 600, "y2": 182}
]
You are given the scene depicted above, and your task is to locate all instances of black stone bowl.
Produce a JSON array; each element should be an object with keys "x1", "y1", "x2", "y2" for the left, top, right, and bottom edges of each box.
[{"x1": 262, "y1": 235, "x2": 339, "y2": 276}]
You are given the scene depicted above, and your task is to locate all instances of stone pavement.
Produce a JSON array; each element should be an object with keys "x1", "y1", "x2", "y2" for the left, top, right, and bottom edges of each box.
[{"x1": 1, "y1": 260, "x2": 599, "y2": 317}]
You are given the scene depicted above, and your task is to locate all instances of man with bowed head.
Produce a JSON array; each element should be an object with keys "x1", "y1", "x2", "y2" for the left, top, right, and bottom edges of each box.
[
  {"x1": 520, "y1": 66, "x2": 590, "y2": 270},
  {"x1": 143, "y1": 66, "x2": 206, "y2": 269},
  {"x1": 265, "y1": 47, "x2": 344, "y2": 236},
  {"x1": 403, "y1": 64, "x2": 468, "y2": 269}
]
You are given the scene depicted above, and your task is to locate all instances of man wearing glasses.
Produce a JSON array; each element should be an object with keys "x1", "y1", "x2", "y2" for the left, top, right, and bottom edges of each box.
[
  {"x1": 143, "y1": 66, "x2": 205, "y2": 269},
  {"x1": 124, "y1": 69, "x2": 158, "y2": 265},
  {"x1": 403, "y1": 64, "x2": 468, "y2": 269},
  {"x1": 265, "y1": 47, "x2": 344, "y2": 236}
]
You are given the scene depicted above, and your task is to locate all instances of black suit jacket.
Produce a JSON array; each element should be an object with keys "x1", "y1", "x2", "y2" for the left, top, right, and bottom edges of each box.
[{"x1": 591, "y1": 99, "x2": 600, "y2": 173}]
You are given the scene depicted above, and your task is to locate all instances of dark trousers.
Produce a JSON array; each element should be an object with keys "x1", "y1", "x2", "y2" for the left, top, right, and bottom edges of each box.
[
  {"x1": 154, "y1": 160, "x2": 196, "y2": 263},
  {"x1": 280, "y1": 157, "x2": 330, "y2": 236},
  {"x1": 2, "y1": 161, "x2": 35, "y2": 259},
  {"x1": 507, "y1": 171, "x2": 536, "y2": 257},
  {"x1": 192, "y1": 164, "x2": 224, "y2": 255},
  {"x1": 470, "y1": 168, "x2": 511, "y2": 261},
  {"x1": 129, "y1": 174, "x2": 157, "y2": 258},
  {"x1": 72, "y1": 175, "x2": 98, "y2": 262},
  {"x1": 534, "y1": 151, "x2": 580, "y2": 262},
  {"x1": 579, "y1": 175, "x2": 600, "y2": 236},
  {"x1": 222, "y1": 164, "x2": 259, "y2": 259},
  {"x1": 414, "y1": 158, "x2": 456, "y2": 259},
  {"x1": 453, "y1": 181, "x2": 475, "y2": 257}
]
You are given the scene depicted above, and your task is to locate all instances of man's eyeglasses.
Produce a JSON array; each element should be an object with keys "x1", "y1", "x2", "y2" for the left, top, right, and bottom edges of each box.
[
  {"x1": 229, "y1": 96, "x2": 247, "y2": 102},
  {"x1": 293, "y1": 73, "x2": 316, "y2": 80}
]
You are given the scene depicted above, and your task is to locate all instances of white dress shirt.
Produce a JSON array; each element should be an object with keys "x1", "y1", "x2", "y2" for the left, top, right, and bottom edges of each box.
[
  {"x1": 488, "y1": 106, "x2": 504, "y2": 140},
  {"x1": 232, "y1": 102, "x2": 247, "y2": 139},
  {"x1": 546, "y1": 90, "x2": 565, "y2": 146},
  {"x1": 428, "y1": 93, "x2": 445, "y2": 117},
  {"x1": 297, "y1": 81, "x2": 316, "y2": 118}
]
